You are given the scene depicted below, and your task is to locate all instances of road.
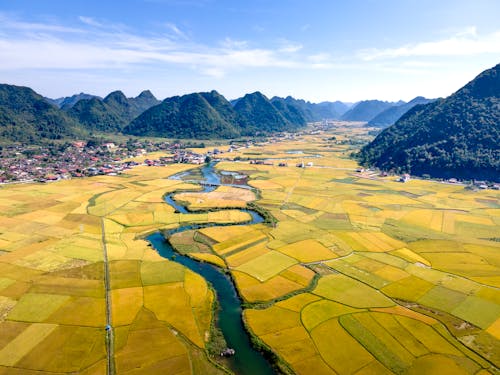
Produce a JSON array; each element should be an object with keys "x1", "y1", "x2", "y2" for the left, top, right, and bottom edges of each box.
[{"x1": 101, "y1": 218, "x2": 115, "y2": 375}]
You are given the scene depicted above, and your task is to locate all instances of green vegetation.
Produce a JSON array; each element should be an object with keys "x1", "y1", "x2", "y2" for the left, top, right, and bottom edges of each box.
[
  {"x1": 234, "y1": 92, "x2": 302, "y2": 134},
  {"x1": 341, "y1": 99, "x2": 397, "y2": 122},
  {"x1": 125, "y1": 90, "x2": 314, "y2": 139},
  {"x1": 68, "y1": 90, "x2": 159, "y2": 132},
  {"x1": 368, "y1": 96, "x2": 436, "y2": 128},
  {"x1": 123, "y1": 91, "x2": 241, "y2": 138},
  {"x1": 0, "y1": 83, "x2": 83, "y2": 142},
  {"x1": 358, "y1": 63, "x2": 500, "y2": 180}
]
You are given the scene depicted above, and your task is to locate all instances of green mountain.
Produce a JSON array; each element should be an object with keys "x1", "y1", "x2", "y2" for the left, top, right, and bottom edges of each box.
[
  {"x1": 200, "y1": 90, "x2": 239, "y2": 125},
  {"x1": 341, "y1": 100, "x2": 400, "y2": 122},
  {"x1": 0, "y1": 84, "x2": 82, "y2": 143},
  {"x1": 123, "y1": 91, "x2": 240, "y2": 138},
  {"x1": 68, "y1": 90, "x2": 159, "y2": 132},
  {"x1": 234, "y1": 92, "x2": 295, "y2": 134},
  {"x1": 46, "y1": 93, "x2": 100, "y2": 109},
  {"x1": 368, "y1": 97, "x2": 436, "y2": 128},
  {"x1": 357, "y1": 63, "x2": 500, "y2": 180},
  {"x1": 270, "y1": 96, "x2": 348, "y2": 122},
  {"x1": 130, "y1": 90, "x2": 161, "y2": 117},
  {"x1": 315, "y1": 101, "x2": 350, "y2": 120},
  {"x1": 125, "y1": 91, "x2": 309, "y2": 138},
  {"x1": 268, "y1": 97, "x2": 307, "y2": 126}
]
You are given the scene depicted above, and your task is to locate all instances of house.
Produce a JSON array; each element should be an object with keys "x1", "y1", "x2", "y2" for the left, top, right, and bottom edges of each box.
[
  {"x1": 399, "y1": 174, "x2": 410, "y2": 183},
  {"x1": 103, "y1": 142, "x2": 117, "y2": 150}
]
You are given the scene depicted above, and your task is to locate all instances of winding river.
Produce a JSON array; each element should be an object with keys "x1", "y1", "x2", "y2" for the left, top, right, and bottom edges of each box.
[{"x1": 146, "y1": 163, "x2": 275, "y2": 375}]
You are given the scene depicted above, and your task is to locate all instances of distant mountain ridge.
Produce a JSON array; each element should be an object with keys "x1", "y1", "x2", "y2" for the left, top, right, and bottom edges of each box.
[
  {"x1": 341, "y1": 100, "x2": 402, "y2": 122},
  {"x1": 270, "y1": 97, "x2": 349, "y2": 121},
  {"x1": 358, "y1": 63, "x2": 500, "y2": 180},
  {"x1": 368, "y1": 97, "x2": 437, "y2": 128},
  {"x1": 46, "y1": 93, "x2": 101, "y2": 109}
]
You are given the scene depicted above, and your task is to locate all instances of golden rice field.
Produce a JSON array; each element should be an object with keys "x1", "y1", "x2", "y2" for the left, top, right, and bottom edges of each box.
[
  {"x1": 210, "y1": 128, "x2": 499, "y2": 374},
  {"x1": 0, "y1": 163, "x2": 230, "y2": 374},
  {"x1": 0, "y1": 123, "x2": 499, "y2": 375}
]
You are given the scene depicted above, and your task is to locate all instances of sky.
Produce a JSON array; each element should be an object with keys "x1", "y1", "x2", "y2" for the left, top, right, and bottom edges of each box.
[{"x1": 0, "y1": 0, "x2": 499, "y2": 102}]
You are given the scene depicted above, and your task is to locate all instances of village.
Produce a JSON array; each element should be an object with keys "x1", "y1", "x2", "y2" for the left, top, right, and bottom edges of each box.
[
  {"x1": 1, "y1": 128, "x2": 497, "y2": 190},
  {"x1": 0, "y1": 136, "x2": 276, "y2": 184},
  {"x1": 0, "y1": 139, "x2": 202, "y2": 183}
]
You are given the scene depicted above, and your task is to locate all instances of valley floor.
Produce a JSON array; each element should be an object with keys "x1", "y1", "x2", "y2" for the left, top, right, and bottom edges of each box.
[{"x1": 0, "y1": 123, "x2": 499, "y2": 375}]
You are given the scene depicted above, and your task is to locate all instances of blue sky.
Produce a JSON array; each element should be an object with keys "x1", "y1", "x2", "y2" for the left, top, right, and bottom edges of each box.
[{"x1": 0, "y1": 0, "x2": 499, "y2": 102}]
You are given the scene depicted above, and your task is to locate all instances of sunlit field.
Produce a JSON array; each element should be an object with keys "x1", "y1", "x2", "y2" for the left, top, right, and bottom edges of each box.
[{"x1": 0, "y1": 123, "x2": 499, "y2": 374}]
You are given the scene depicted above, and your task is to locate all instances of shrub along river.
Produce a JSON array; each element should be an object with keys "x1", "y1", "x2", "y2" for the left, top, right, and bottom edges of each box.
[{"x1": 147, "y1": 163, "x2": 276, "y2": 375}]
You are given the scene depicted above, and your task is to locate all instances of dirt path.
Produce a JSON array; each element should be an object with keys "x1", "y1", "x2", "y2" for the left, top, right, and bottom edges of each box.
[{"x1": 101, "y1": 218, "x2": 115, "y2": 375}]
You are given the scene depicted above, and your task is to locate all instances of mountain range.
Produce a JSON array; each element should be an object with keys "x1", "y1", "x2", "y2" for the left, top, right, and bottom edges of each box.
[
  {"x1": 46, "y1": 93, "x2": 101, "y2": 109},
  {"x1": 0, "y1": 84, "x2": 83, "y2": 143},
  {"x1": 341, "y1": 100, "x2": 403, "y2": 122},
  {"x1": 68, "y1": 90, "x2": 160, "y2": 132},
  {"x1": 358, "y1": 63, "x2": 500, "y2": 180},
  {"x1": 368, "y1": 97, "x2": 437, "y2": 127},
  {"x1": 1, "y1": 85, "x2": 360, "y2": 142}
]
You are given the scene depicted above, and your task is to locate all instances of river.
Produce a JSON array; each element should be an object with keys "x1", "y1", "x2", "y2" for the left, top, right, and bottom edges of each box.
[{"x1": 146, "y1": 162, "x2": 275, "y2": 375}]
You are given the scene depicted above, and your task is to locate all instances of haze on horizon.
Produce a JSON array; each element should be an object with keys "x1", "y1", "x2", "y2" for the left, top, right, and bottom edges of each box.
[{"x1": 0, "y1": 0, "x2": 499, "y2": 103}]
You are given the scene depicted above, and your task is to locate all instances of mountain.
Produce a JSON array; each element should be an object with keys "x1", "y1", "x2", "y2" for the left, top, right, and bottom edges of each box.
[
  {"x1": 368, "y1": 97, "x2": 436, "y2": 128},
  {"x1": 123, "y1": 91, "x2": 240, "y2": 138},
  {"x1": 200, "y1": 90, "x2": 239, "y2": 125},
  {"x1": 233, "y1": 92, "x2": 295, "y2": 134},
  {"x1": 46, "y1": 93, "x2": 100, "y2": 109},
  {"x1": 125, "y1": 91, "x2": 309, "y2": 138},
  {"x1": 129, "y1": 90, "x2": 161, "y2": 117},
  {"x1": 314, "y1": 101, "x2": 350, "y2": 119},
  {"x1": 267, "y1": 97, "x2": 307, "y2": 126},
  {"x1": 68, "y1": 95, "x2": 124, "y2": 132},
  {"x1": 270, "y1": 96, "x2": 348, "y2": 122},
  {"x1": 0, "y1": 84, "x2": 82, "y2": 143},
  {"x1": 68, "y1": 90, "x2": 159, "y2": 132},
  {"x1": 341, "y1": 100, "x2": 401, "y2": 122},
  {"x1": 357, "y1": 63, "x2": 500, "y2": 180}
]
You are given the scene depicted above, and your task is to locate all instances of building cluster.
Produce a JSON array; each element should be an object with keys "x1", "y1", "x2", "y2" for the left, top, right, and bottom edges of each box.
[{"x1": 0, "y1": 140, "x2": 217, "y2": 184}]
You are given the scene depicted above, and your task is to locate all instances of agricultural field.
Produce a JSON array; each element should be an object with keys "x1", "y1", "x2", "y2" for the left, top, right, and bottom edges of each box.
[
  {"x1": 0, "y1": 122, "x2": 499, "y2": 375},
  {"x1": 208, "y1": 126, "x2": 499, "y2": 374},
  {"x1": 174, "y1": 186, "x2": 255, "y2": 211},
  {"x1": 0, "y1": 163, "x2": 231, "y2": 374}
]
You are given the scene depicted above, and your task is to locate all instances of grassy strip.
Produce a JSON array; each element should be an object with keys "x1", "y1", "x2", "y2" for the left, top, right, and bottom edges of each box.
[{"x1": 247, "y1": 202, "x2": 277, "y2": 227}]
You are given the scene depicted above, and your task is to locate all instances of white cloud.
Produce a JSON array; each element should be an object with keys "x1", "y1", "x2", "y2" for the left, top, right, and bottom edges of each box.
[
  {"x1": 0, "y1": 14, "x2": 84, "y2": 34},
  {"x1": 78, "y1": 16, "x2": 103, "y2": 28},
  {"x1": 278, "y1": 41, "x2": 303, "y2": 53},
  {"x1": 220, "y1": 37, "x2": 248, "y2": 49},
  {"x1": 165, "y1": 22, "x2": 187, "y2": 39},
  {"x1": 359, "y1": 27, "x2": 500, "y2": 61},
  {"x1": 307, "y1": 53, "x2": 330, "y2": 63},
  {"x1": 0, "y1": 14, "x2": 317, "y2": 77}
]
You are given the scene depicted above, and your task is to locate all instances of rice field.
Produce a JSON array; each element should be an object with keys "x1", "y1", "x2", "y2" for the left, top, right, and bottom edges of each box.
[
  {"x1": 213, "y1": 127, "x2": 500, "y2": 374},
  {"x1": 0, "y1": 163, "x2": 230, "y2": 374},
  {"x1": 0, "y1": 124, "x2": 499, "y2": 374}
]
